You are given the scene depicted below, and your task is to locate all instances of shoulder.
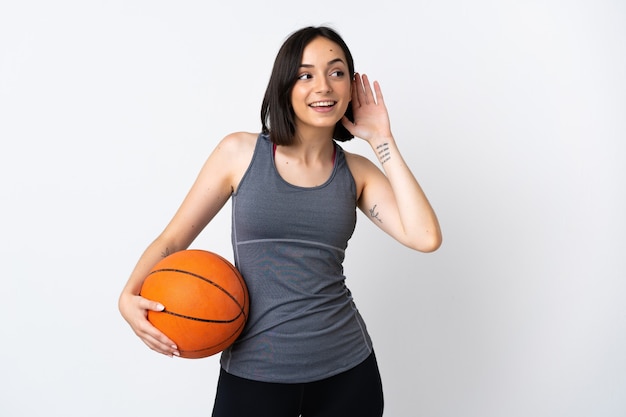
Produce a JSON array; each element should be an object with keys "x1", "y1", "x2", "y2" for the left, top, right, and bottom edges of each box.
[
  {"x1": 343, "y1": 149, "x2": 383, "y2": 200},
  {"x1": 215, "y1": 131, "x2": 259, "y2": 156},
  {"x1": 210, "y1": 131, "x2": 258, "y2": 170},
  {"x1": 207, "y1": 132, "x2": 259, "y2": 191},
  {"x1": 343, "y1": 149, "x2": 381, "y2": 178}
]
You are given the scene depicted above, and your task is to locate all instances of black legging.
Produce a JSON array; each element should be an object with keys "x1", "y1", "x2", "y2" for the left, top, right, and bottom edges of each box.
[{"x1": 211, "y1": 352, "x2": 384, "y2": 417}]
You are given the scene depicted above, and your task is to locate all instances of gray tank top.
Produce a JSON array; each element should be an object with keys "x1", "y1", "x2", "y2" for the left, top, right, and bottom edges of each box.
[{"x1": 220, "y1": 133, "x2": 373, "y2": 383}]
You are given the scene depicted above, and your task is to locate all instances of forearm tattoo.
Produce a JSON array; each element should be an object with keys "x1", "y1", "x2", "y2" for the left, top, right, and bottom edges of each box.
[
  {"x1": 369, "y1": 204, "x2": 383, "y2": 223},
  {"x1": 376, "y1": 142, "x2": 391, "y2": 164},
  {"x1": 161, "y1": 247, "x2": 172, "y2": 258}
]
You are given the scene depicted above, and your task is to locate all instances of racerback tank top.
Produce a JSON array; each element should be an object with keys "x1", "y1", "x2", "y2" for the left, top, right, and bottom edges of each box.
[{"x1": 220, "y1": 133, "x2": 373, "y2": 383}]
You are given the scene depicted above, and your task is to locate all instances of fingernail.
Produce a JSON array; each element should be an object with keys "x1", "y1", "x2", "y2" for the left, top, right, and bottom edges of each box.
[
  {"x1": 173, "y1": 351, "x2": 180, "y2": 357},
  {"x1": 157, "y1": 303, "x2": 165, "y2": 311}
]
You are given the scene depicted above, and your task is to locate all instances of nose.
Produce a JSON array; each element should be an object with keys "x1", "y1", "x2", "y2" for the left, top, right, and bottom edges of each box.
[{"x1": 316, "y1": 76, "x2": 332, "y2": 94}]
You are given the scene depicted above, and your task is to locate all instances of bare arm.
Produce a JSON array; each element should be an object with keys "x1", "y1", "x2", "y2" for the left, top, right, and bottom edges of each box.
[
  {"x1": 343, "y1": 73, "x2": 442, "y2": 252},
  {"x1": 118, "y1": 132, "x2": 256, "y2": 356}
]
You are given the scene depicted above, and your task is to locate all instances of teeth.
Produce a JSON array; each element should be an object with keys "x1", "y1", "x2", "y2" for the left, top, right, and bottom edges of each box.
[{"x1": 310, "y1": 101, "x2": 335, "y2": 107}]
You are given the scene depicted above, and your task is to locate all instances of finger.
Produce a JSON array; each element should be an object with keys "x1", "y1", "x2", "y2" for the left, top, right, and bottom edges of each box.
[
  {"x1": 139, "y1": 296, "x2": 165, "y2": 313},
  {"x1": 145, "y1": 332, "x2": 180, "y2": 357},
  {"x1": 136, "y1": 297, "x2": 179, "y2": 356},
  {"x1": 140, "y1": 322, "x2": 180, "y2": 357},
  {"x1": 361, "y1": 73, "x2": 374, "y2": 104},
  {"x1": 373, "y1": 80, "x2": 384, "y2": 105}
]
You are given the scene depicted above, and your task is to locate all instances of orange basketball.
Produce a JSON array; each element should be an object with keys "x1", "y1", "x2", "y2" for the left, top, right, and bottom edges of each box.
[{"x1": 140, "y1": 249, "x2": 249, "y2": 359}]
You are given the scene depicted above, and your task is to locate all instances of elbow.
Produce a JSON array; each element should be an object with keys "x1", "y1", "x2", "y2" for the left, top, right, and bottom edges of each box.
[
  {"x1": 421, "y1": 237, "x2": 442, "y2": 253},
  {"x1": 408, "y1": 230, "x2": 442, "y2": 253},
  {"x1": 419, "y1": 236, "x2": 443, "y2": 253}
]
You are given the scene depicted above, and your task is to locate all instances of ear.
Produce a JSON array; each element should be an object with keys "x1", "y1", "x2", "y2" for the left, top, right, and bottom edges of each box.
[{"x1": 349, "y1": 76, "x2": 356, "y2": 102}]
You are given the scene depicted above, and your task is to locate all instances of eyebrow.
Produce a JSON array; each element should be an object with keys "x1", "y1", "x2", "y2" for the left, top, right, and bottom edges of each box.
[{"x1": 299, "y1": 58, "x2": 346, "y2": 68}]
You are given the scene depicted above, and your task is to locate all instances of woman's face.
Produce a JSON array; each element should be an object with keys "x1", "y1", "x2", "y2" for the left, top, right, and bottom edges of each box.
[{"x1": 290, "y1": 36, "x2": 352, "y2": 134}]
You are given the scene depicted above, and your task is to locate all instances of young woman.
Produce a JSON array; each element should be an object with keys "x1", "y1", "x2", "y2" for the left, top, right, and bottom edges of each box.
[{"x1": 119, "y1": 26, "x2": 441, "y2": 417}]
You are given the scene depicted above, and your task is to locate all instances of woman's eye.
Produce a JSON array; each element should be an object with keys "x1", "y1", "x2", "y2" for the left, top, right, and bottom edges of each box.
[
  {"x1": 297, "y1": 73, "x2": 312, "y2": 80},
  {"x1": 331, "y1": 70, "x2": 345, "y2": 77}
]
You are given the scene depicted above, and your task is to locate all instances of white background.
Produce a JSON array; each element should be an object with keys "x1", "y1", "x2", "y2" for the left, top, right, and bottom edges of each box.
[{"x1": 1, "y1": 1, "x2": 625, "y2": 416}]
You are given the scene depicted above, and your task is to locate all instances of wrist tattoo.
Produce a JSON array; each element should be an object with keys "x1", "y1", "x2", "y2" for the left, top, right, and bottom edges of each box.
[
  {"x1": 369, "y1": 204, "x2": 383, "y2": 223},
  {"x1": 376, "y1": 142, "x2": 391, "y2": 164}
]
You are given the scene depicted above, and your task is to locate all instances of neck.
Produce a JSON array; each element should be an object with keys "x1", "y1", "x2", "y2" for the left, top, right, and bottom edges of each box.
[
  {"x1": 282, "y1": 126, "x2": 335, "y2": 161},
  {"x1": 275, "y1": 142, "x2": 336, "y2": 166}
]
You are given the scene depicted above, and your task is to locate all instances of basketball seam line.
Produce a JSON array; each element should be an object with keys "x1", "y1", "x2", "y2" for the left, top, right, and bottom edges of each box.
[
  {"x1": 162, "y1": 309, "x2": 244, "y2": 324},
  {"x1": 148, "y1": 267, "x2": 248, "y2": 319}
]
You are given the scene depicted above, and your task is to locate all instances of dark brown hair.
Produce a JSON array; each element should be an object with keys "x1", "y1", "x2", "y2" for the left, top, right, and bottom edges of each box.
[{"x1": 261, "y1": 26, "x2": 355, "y2": 145}]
